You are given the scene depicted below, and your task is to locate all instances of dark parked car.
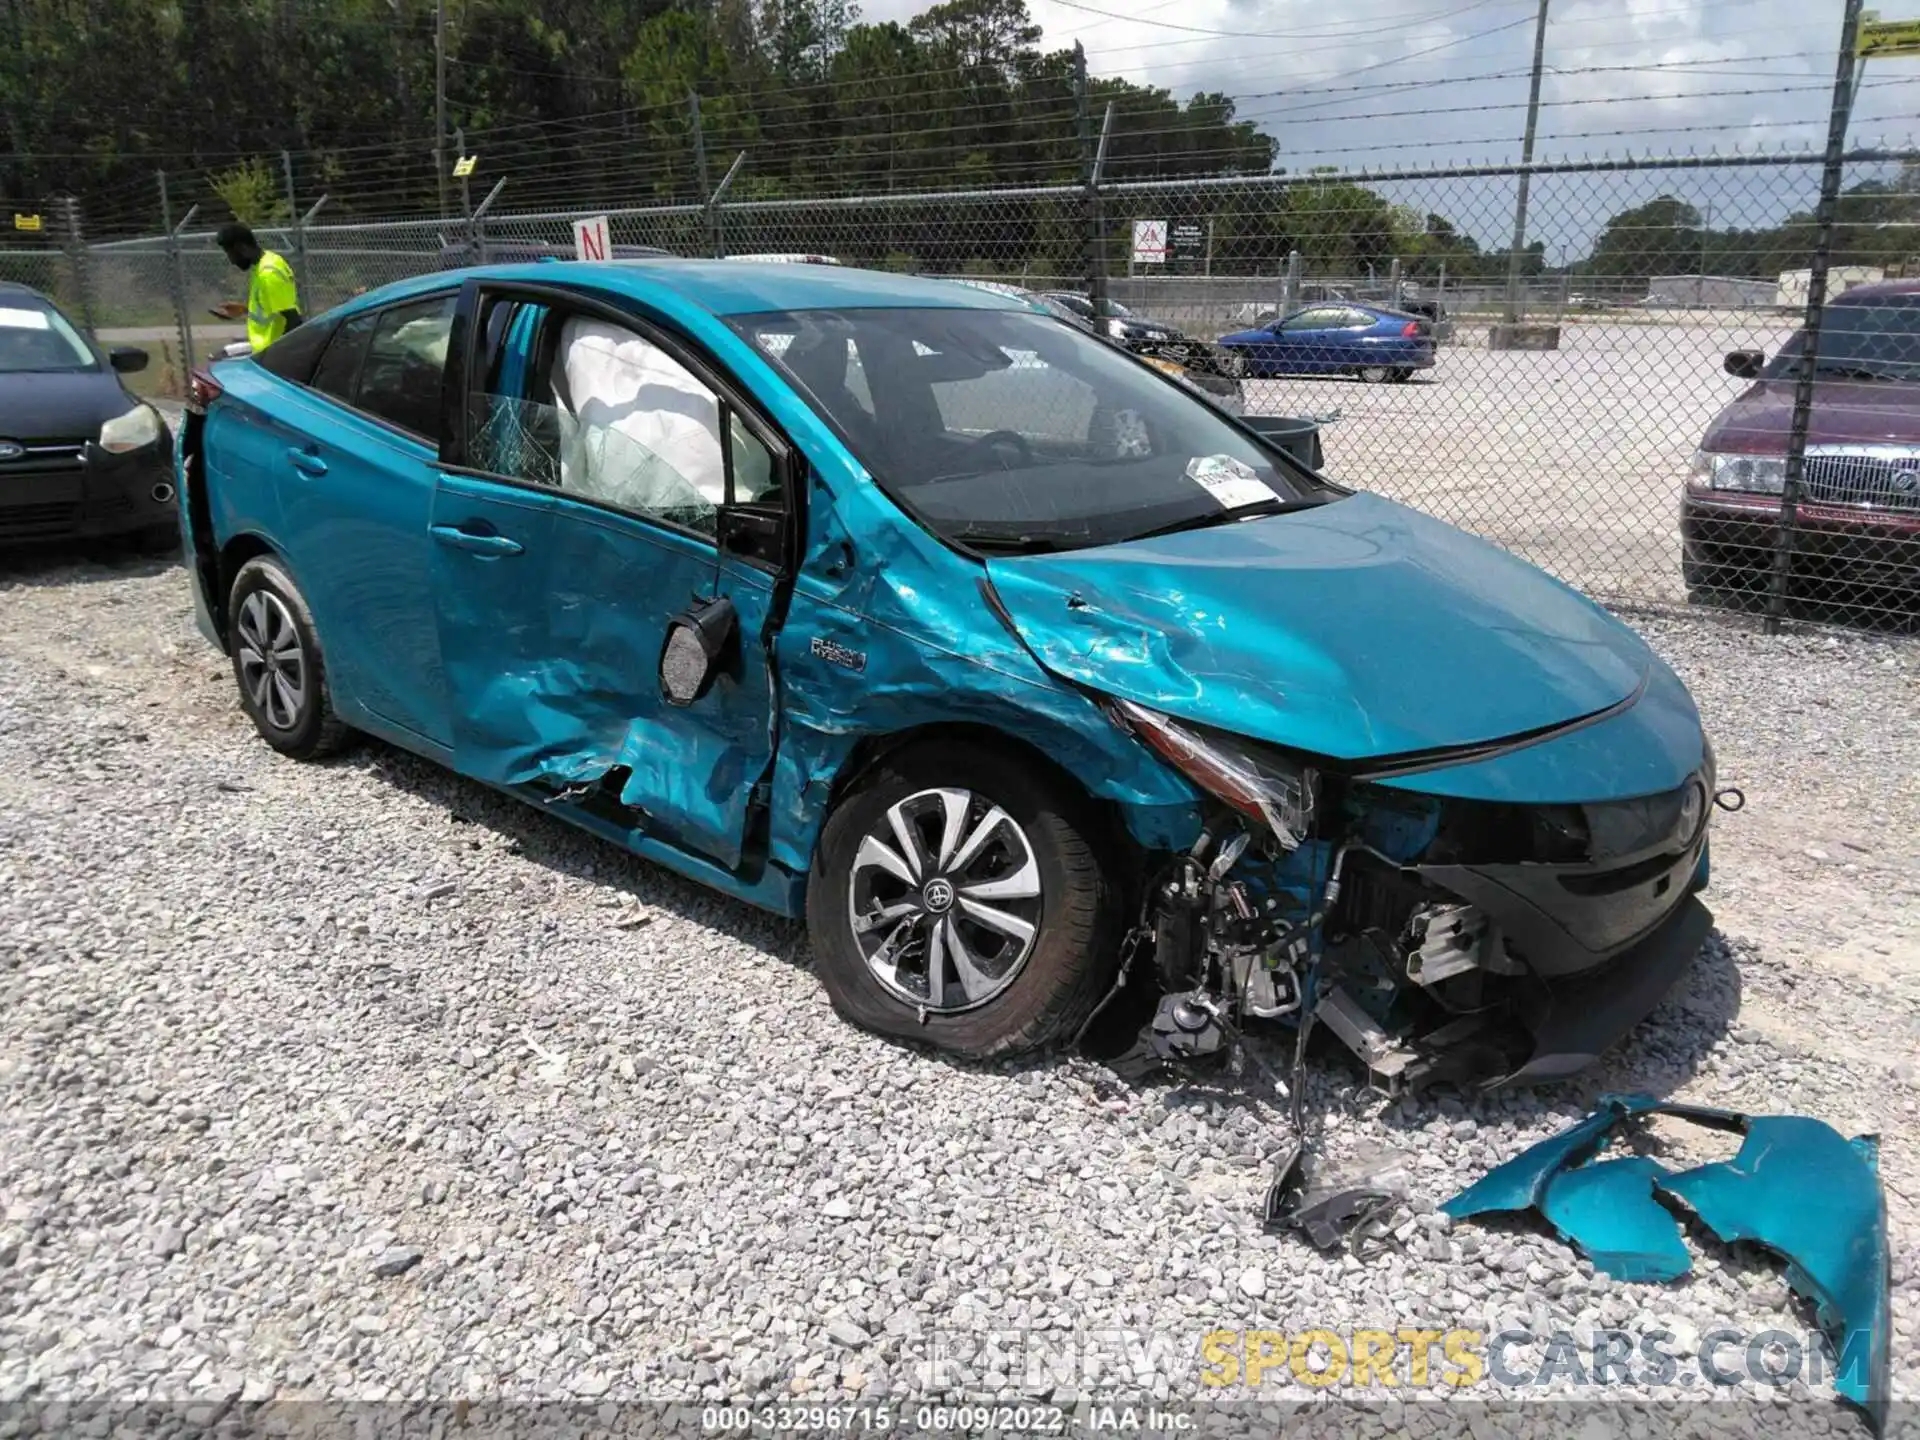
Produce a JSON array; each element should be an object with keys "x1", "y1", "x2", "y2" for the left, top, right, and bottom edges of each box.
[
  {"x1": 1039, "y1": 290, "x2": 1247, "y2": 384},
  {"x1": 1684, "y1": 280, "x2": 1920, "y2": 600},
  {"x1": 0, "y1": 282, "x2": 176, "y2": 551},
  {"x1": 951, "y1": 279, "x2": 1245, "y2": 415},
  {"x1": 1217, "y1": 303, "x2": 1436, "y2": 382}
]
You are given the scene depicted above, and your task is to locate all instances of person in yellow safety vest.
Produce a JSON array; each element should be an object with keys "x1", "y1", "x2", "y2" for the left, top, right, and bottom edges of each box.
[{"x1": 213, "y1": 222, "x2": 302, "y2": 352}]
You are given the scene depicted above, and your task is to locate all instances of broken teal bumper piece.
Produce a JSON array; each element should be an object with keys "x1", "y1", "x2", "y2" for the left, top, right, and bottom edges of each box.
[
  {"x1": 1443, "y1": 1093, "x2": 1891, "y2": 1435},
  {"x1": 1538, "y1": 1155, "x2": 1694, "y2": 1284},
  {"x1": 1659, "y1": 1119, "x2": 1890, "y2": 1431}
]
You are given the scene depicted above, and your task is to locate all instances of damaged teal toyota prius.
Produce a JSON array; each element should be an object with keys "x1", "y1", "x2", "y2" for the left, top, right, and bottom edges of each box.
[{"x1": 177, "y1": 261, "x2": 1726, "y2": 1087}]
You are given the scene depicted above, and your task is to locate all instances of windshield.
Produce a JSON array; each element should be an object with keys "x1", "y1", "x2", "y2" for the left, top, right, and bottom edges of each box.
[
  {"x1": 1764, "y1": 295, "x2": 1920, "y2": 382},
  {"x1": 0, "y1": 301, "x2": 96, "y2": 374},
  {"x1": 732, "y1": 306, "x2": 1319, "y2": 552}
]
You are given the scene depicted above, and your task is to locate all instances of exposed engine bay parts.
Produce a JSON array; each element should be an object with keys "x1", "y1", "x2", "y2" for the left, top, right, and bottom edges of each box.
[
  {"x1": 1443, "y1": 1094, "x2": 1891, "y2": 1435},
  {"x1": 1093, "y1": 691, "x2": 1720, "y2": 1094}
]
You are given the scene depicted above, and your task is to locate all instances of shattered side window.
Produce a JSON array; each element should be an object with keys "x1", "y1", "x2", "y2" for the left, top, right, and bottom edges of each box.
[
  {"x1": 550, "y1": 318, "x2": 725, "y2": 535},
  {"x1": 468, "y1": 301, "x2": 726, "y2": 538}
]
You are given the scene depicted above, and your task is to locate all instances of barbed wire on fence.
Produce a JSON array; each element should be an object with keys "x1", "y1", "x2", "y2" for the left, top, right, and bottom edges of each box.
[{"x1": 13, "y1": 134, "x2": 1916, "y2": 637}]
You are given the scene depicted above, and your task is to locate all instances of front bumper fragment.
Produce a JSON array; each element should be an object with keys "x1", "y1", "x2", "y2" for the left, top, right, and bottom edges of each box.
[{"x1": 1498, "y1": 894, "x2": 1712, "y2": 1086}]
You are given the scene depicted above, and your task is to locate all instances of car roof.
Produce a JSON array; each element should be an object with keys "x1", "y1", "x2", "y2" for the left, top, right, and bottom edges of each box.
[
  {"x1": 1831, "y1": 278, "x2": 1920, "y2": 304},
  {"x1": 0, "y1": 280, "x2": 51, "y2": 302},
  {"x1": 324, "y1": 258, "x2": 1030, "y2": 323}
]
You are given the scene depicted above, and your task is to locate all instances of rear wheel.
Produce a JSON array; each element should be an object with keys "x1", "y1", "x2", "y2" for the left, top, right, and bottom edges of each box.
[
  {"x1": 807, "y1": 741, "x2": 1119, "y2": 1060},
  {"x1": 1389, "y1": 368, "x2": 1415, "y2": 384},
  {"x1": 1683, "y1": 546, "x2": 1766, "y2": 607},
  {"x1": 1357, "y1": 365, "x2": 1391, "y2": 384},
  {"x1": 227, "y1": 555, "x2": 352, "y2": 760}
]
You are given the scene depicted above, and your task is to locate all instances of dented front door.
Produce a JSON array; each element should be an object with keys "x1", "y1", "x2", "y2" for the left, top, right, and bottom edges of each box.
[{"x1": 431, "y1": 282, "x2": 785, "y2": 870}]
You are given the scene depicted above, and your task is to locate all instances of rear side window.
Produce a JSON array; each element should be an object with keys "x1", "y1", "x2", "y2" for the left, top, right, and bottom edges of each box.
[
  {"x1": 254, "y1": 317, "x2": 335, "y2": 383},
  {"x1": 311, "y1": 313, "x2": 376, "y2": 402},
  {"x1": 355, "y1": 295, "x2": 457, "y2": 442}
]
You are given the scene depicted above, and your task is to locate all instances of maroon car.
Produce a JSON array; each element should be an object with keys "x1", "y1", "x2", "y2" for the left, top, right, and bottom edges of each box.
[{"x1": 1683, "y1": 279, "x2": 1920, "y2": 600}]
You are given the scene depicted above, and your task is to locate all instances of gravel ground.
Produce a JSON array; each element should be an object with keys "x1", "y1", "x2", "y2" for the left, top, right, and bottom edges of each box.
[{"x1": 0, "y1": 554, "x2": 1915, "y2": 1437}]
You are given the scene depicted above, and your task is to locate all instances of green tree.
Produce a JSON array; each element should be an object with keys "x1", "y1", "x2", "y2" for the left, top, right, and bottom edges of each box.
[{"x1": 210, "y1": 158, "x2": 289, "y2": 225}]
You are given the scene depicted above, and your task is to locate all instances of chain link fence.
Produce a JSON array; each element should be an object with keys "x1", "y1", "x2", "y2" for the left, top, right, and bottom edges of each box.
[{"x1": 37, "y1": 144, "x2": 1920, "y2": 631}]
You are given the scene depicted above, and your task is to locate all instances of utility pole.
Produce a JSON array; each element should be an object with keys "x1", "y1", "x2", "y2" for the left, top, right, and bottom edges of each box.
[
  {"x1": 434, "y1": 0, "x2": 449, "y2": 218},
  {"x1": 1503, "y1": 0, "x2": 1550, "y2": 327}
]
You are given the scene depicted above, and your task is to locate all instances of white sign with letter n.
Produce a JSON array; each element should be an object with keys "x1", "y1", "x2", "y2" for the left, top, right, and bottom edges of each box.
[{"x1": 572, "y1": 215, "x2": 611, "y2": 262}]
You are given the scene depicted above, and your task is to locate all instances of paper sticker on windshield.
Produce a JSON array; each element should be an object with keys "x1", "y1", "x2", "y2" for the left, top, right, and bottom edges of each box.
[
  {"x1": 1185, "y1": 454, "x2": 1273, "y2": 509},
  {"x1": 0, "y1": 307, "x2": 51, "y2": 331}
]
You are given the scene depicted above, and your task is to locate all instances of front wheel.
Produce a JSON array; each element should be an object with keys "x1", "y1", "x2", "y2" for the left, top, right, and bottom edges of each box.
[{"x1": 807, "y1": 741, "x2": 1119, "y2": 1059}]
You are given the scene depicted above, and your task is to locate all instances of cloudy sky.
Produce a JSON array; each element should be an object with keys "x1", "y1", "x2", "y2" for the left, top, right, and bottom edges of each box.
[{"x1": 864, "y1": 0, "x2": 1920, "y2": 254}]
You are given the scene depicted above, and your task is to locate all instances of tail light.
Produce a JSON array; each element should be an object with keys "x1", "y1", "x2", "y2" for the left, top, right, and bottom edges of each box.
[
  {"x1": 186, "y1": 368, "x2": 224, "y2": 414},
  {"x1": 1401, "y1": 321, "x2": 1421, "y2": 338}
]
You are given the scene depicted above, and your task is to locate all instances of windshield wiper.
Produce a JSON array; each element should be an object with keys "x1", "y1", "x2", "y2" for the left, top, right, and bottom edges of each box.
[
  {"x1": 1121, "y1": 496, "x2": 1326, "y2": 543},
  {"x1": 1812, "y1": 363, "x2": 1906, "y2": 382},
  {"x1": 949, "y1": 528, "x2": 1087, "y2": 554}
]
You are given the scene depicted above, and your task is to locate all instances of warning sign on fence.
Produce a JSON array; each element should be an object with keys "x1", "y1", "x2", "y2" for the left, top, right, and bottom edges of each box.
[
  {"x1": 1131, "y1": 219, "x2": 1169, "y2": 265},
  {"x1": 1859, "y1": 11, "x2": 1920, "y2": 56}
]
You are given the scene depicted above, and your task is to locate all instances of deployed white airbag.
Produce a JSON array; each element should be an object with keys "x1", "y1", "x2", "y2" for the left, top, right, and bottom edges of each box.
[{"x1": 552, "y1": 317, "x2": 725, "y2": 518}]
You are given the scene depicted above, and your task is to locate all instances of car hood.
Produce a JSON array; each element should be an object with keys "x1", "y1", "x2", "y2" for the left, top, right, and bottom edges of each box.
[
  {"x1": 1704, "y1": 378, "x2": 1920, "y2": 449},
  {"x1": 1114, "y1": 317, "x2": 1189, "y2": 341},
  {"x1": 984, "y1": 491, "x2": 1653, "y2": 763},
  {"x1": 0, "y1": 369, "x2": 134, "y2": 442}
]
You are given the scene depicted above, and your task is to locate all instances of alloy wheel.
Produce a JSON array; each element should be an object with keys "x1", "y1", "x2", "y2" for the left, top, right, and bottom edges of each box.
[
  {"x1": 234, "y1": 590, "x2": 307, "y2": 731},
  {"x1": 846, "y1": 787, "x2": 1043, "y2": 1012}
]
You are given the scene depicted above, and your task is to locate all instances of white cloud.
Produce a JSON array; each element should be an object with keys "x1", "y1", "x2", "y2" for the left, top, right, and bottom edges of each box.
[
  {"x1": 859, "y1": 0, "x2": 1917, "y2": 165},
  {"x1": 855, "y1": 0, "x2": 1919, "y2": 251}
]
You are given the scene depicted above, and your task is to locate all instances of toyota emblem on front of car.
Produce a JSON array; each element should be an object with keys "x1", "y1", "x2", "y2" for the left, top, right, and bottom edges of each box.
[{"x1": 0, "y1": 440, "x2": 23, "y2": 462}]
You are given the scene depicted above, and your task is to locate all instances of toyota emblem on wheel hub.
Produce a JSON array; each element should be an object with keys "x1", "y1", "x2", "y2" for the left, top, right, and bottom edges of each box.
[{"x1": 921, "y1": 877, "x2": 956, "y2": 913}]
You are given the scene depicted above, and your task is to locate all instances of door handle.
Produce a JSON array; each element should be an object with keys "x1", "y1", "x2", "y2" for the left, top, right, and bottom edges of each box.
[
  {"x1": 430, "y1": 523, "x2": 524, "y2": 557},
  {"x1": 286, "y1": 447, "x2": 328, "y2": 477}
]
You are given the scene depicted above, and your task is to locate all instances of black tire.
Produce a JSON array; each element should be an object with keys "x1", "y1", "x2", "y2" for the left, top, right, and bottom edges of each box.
[
  {"x1": 129, "y1": 521, "x2": 182, "y2": 555},
  {"x1": 1356, "y1": 365, "x2": 1391, "y2": 384},
  {"x1": 226, "y1": 555, "x2": 352, "y2": 760},
  {"x1": 1389, "y1": 368, "x2": 1415, "y2": 384},
  {"x1": 806, "y1": 740, "x2": 1120, "y2": 1060},
  {"x1": 1682, "y1": 548, "x2": 1764, "y2": 608}
]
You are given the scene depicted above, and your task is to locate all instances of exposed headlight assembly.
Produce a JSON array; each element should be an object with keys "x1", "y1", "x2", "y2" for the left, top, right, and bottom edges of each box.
[
  {"x1": 1108, "y1": 698, "x2": 1317, "y2": 848},
  {"x1": 98, "y1": 403, "x2": 163, "y2": 454},
  {"x1": 1106, "y1": 318, "x2": 1129, "y2": 340},
  {"x1": 1690, "y1": 450, "x2": 1785, "y2": 494}
]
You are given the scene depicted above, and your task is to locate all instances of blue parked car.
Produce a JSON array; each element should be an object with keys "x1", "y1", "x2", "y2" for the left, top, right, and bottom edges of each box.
[
  {"x1": 177, "y1": 261, "x2": 1715, "y2": 1086},
  {"x1": 1218, "y1": 302, "x2": 1437, "y2": 383}
]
